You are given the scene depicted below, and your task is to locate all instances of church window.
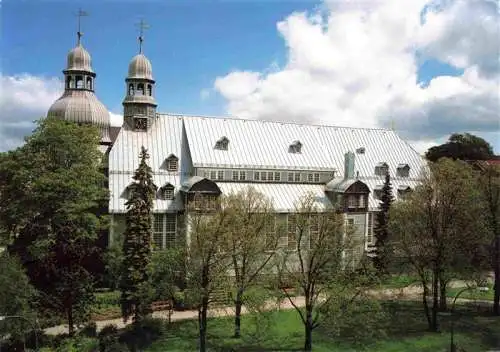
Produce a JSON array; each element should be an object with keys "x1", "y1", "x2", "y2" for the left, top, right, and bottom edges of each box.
[
  {"x1": 137, "y1": 83, "x2": 144, "y2": 96},
  {"x1": 86, "y1": 77, "x2": 92, "y2": 90},
  {"x1": 166, "y1": 155, "x2": 179, "y2": 172},
  {"x1": 128, "y1": 84, "x2": 135, "y2": 96},
  {"x1": 134, "y1": 117, "x2": 147, "y2": 131},
  {"x1": 397, "y1": 163, "x2": 410, "y2": 177},
  {"x1": 375, "y1": 162, "x2": 389, "y2": 176},
  {"x1": 75, "y1": 75, "x2": 84, "y2": 89},
  {"x1": 215, "y1": 136, "x2": 229, "y2": 150},
  {"x1": 289, "y1": 140, "x2": 302, "y2": 154},
  {"x1": 159, "y1": 184, "x2": 175, "y2": 200},
  {"x1": 147, "y1": 84, "x2": 152, "y2": 96},
  {"x1": 66, "y1": 76, "x2": 73, "y2": 89}
]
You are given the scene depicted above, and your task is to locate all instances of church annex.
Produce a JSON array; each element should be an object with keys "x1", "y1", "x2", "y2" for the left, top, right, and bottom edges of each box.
[{"x1": 47, "y1": 30, "x2": 426, "y2": 257}]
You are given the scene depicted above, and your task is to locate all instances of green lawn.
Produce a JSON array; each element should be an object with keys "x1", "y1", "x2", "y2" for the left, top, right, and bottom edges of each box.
[
  {"x1": 447, "y1": 285, "x2": 495, "y2": 301},
  {"x1": 145, "y1": 301, "x2": 500, "y2": 352}
]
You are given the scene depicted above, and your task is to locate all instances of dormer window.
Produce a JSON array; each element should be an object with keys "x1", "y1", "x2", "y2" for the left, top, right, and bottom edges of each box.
[
  {"x1": 375, "y1": 162, "x2": 389, "y2": 176},
  {"x1": 166, "y1": 155, "x2": 179, "y2": 172},
  {"x1": 396, "y1": 163, "x2": 410, "y2": 177},
  {"x1": 159, "y1": 184, "x2": 175, "y2": 200},
  {"x1": 289, "y1": 140, "x2": 302, "y2": 154},
  {"x1": 356, "y1": 147, "x2": 365, "y2": 154},
  {"x1": 215, "y1": 136, "x2": 229, "y2": 150},
  {"x1": 374, "y1": 184, "x2": 384, "y2": 199},
  {"x1": 397, "y1": 185, "x2": 412, "y2": 199}
]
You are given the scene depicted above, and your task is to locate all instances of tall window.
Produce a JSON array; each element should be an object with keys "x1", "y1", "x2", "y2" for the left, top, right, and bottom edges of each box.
[
  {"x1": 265, "y1": 215, "x2": 276, "y2": 250},
  {"x1": 366, "y1": 212, "x2": 374, "y2": 245},
  {"x1": 347, "y1": 194, "x2": 357, "y2": 208},
  {"x1": 128, "y1": 84, "x2": 135, "y2": 96},
  {"x1": 137, "y1": 83, "x2": 144, "y2": 95},
  {"x1": 309, "y1": 214, "x2": 319, "y2": 248},
  {"x1": 153, "y1": 214, "x2": 177, "y2": 250},
  {"x1": 86, "y1": 77, "x2": 92, "y2": 90},
  {"x1": 147, "y1": 84, "x2": 152, "y2": 96},
  {"x1": 359, "y1": 194, "x2": 365, "y2": 208},
  {"x1": 66, "y1": 76, "x2": 73, "y2": 89},
  {"x1": 75, "y1": 76, "x2": 84, "y2": 89}
]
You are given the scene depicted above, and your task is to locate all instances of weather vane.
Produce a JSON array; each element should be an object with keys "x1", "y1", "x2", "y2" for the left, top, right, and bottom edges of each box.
[
  {"x1": 75, "y1": 8, "x2": 89, "y2": 45},
  {"x1": 136, "y1": 19, "x2": 150, "y2": 53}
]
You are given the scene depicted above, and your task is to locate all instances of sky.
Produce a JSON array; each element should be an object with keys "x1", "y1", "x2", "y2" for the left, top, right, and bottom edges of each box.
[{"x1": 1, "y1": 0, "x2": 499, "y2": 154}]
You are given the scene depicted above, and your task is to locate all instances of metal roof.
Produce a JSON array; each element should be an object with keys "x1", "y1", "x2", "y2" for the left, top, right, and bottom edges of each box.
[
  {"x1": 128, "y1": 54, "x2": 154, "y2": 80},
  {"x1": 66, "y1": 44, "x2": 93, "y2": 73},
  {"x1": 109, "y1": 172, "x2": 184, "y2": 213},
  {"x1": 217, "y1": 182, "x2": 331, "y2": 213}
]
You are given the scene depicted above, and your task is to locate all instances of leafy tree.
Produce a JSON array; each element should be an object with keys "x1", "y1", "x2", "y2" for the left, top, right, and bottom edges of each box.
[
  {"x1": 373, "y1": 172, "x2": 393, "y2": 275},
  {"x1": 389, "y1": 158, "x2": 490, "y2": 332},
  {"x1": 185, "y1": 194, "x2": 233, "y2": 352},
  {"x1": 103, "y1": 233, "x2": 123, "y2": 291},
  {"x1": 224, "y1": 187, "x2": 277, "y2": 338},
  {"x1": 477, "y1": 163, "x2": 500, "y2": 315},
  {"x1": 120, "y1": 146, "x2": 156, "y2": 324},
  {"x1": 151, "y1": 248, "x2": 184, "y2": 302},
  {"x1": 1, "y1": 118, "x2": 108, "y2": 335},
  {"x1": 0, "y1": 253, "x2": 38, "y2": 342},
  {"x1": 276, "y1": 193, "x2": 366, "y2": 351},
  {"x1": 425, "y1": 132, "x2": 495, "y2": 162}
]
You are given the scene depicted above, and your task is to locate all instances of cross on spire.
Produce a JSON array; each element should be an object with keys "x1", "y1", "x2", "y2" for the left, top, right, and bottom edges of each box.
[
  {"x1": 75, "y1": 8, "x2": 89, "y2": 45},
  {"x1": 136, "y1": 19, "x2": 150, "y2": 53}
]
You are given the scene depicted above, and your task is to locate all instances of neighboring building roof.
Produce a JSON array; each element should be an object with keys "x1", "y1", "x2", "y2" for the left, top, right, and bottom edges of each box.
[{"x1": 217, "y1": 182, "x2": 331, "y2": 212}]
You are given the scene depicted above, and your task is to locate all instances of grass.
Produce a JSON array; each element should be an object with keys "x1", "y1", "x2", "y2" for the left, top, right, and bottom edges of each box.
[
  {"x1": 92, "y1": 290, "x2": 121, "y2": 320},
  {"x1": 447, "y1": 285, "x2": 495, "y2": 302},
  {"x1": 144, "y1": 300, "x2": 500, "y2": 352},
  {"x1": 380, "y1": 274, "x2": 420, "y2": 289}
]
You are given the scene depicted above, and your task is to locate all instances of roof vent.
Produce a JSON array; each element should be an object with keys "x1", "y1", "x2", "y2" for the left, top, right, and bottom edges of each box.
[{"x1": 356, "y1": 147, "x2": 365, "y2": 154}]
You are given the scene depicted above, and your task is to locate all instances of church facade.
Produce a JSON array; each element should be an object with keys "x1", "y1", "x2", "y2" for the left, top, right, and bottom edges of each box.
[{"x1": 47, "y1": 32, "x2": 426, "y2": 257}]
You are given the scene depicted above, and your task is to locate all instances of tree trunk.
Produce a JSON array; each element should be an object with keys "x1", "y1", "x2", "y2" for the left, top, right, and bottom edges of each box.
[
  {"x1": 422, "y1": 284, "x2": 432, "y2": 329},
  {"x1": 431, "y1": 270, "x2": 440, "y2": 332},
  {"x1": 304, "y1": 307, "x2": 313, "y2": 352},
  {"x1": 439, "y1": 278, "x2": 447, "y2": 311},
  {"x1": 494, "y1": 234, "x2": 500, "y2": 316},
  {"x1": 67, "y1": 307, "x2": 74, "y2": 336},
  {"x1": 198, "y1": 298, "x2": 208, "y2": 352},
  {"x1": 233, "y1": 288, "x2": 244, "y2": 338}
]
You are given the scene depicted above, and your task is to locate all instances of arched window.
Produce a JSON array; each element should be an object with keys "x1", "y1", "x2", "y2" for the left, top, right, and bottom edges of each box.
[
  {"x1": 128, "y1": 84, "x2": 135, "y2": 96},
  {"x1": 66, "y1": 76, "x2": 73, "y2": 89},
  {"x1": 75, "y1": 76, "x2": 84, "y2": 89},
  {"x1": 137, "y1": 83, "x2": 144, "y2": 96},
  {"x1": 147, "y1": 84, "x2": 152, "y2": 96},
  {"x1": 86, "y1": 77, "x2": 92, "y2": 90}
]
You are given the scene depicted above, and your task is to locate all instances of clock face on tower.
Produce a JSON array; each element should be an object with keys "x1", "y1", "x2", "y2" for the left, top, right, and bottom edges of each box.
[{"x1": 134, "y1": 117, "x2": 147, "y2": 131}]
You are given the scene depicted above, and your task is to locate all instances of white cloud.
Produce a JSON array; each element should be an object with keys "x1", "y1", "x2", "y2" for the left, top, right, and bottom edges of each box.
[
  {"x1": 0, "y1": 74, "x2": 124, "y2": 151},
  {"x1": 213, "y1": 0, "x2": 500, "y2": 152}
]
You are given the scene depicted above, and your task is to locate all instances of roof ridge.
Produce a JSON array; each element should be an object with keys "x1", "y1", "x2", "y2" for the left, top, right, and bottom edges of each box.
[{"x1": 156, "y1": 112, "x2": 392, "y2": 132}]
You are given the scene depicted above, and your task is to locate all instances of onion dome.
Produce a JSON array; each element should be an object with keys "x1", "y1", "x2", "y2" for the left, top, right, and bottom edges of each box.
[
  {"x1": 48, "y1": 91, "x2": 111, "y2": 144},
  {"x1": 128, "y1": 54, "x2": 153, "y2": 80},
  {"x1": 66, "y1": 44, "x2": 93, "y2": 72}
]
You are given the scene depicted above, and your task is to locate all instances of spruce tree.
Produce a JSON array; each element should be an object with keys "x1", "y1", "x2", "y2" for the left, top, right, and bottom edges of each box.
[
  {"x1": 373, "y1": 171, "x2": 393, "y2": 275},
  {"x1": 120, "y1": 146, "x2": 156, "y2": 323}
]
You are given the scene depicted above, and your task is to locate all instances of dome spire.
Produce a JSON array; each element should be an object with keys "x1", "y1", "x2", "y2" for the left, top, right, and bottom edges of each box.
[
  {"x1": 76, "y1": 8, "x2": 88, "y2": 46},
  {"x1": 136, "y1": 19, "x2": 150, "y2": 54}
]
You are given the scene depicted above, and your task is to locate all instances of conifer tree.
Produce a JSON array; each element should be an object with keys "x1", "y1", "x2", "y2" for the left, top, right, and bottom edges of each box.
[
  {"x1": 373, "y1": 171, "x2": 393, "y2": 275},
  {"x1": 120, "y1": 146, "x2": 156, "y2": 323}
]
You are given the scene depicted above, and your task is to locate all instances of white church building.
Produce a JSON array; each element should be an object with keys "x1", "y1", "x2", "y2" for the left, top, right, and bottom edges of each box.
[{"x1": 47, "y1": 32, "x2": 426, "y2": 255}]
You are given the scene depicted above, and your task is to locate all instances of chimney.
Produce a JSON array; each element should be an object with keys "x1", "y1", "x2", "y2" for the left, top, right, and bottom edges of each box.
[{"x1": 344, "y1": 151, "x2": 355, "y2": 179}]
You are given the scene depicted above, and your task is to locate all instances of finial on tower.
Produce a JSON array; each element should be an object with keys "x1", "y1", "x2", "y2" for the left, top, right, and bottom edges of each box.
[
  {"x1": 75, "y1": 8, "x2": 89, "y2": 45},
  {"x1": 136, "y1": 19, "x2": 150, "y2": 54}
]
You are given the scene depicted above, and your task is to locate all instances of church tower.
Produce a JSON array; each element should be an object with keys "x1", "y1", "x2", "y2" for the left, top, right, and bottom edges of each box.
[
  {"x1": 123, "y1": 23, "x2": 157, "y2": 131},
  {"x1": 47, "y1": 15, "x2": 111, "y2": 150}
]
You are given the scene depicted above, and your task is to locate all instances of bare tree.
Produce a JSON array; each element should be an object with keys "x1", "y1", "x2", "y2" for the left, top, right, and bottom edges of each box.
[
  {"x1": 185, "y1": 194, "x2": 232, "y2": 352},
  {"x1": 224, "y1": 187, "x2": 278, "y2": 338},
  {"x1": 276, "y1": 193, "x2": 365, "y2": 351},
  {"x1": 389, "y1": 158, "x2": 490, "y2": 332}
]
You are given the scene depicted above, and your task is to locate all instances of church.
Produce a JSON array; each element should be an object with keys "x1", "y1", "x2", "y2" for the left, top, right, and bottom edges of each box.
[{"x1": 47, "y1": 30, "x2": 426, "y2": 256}]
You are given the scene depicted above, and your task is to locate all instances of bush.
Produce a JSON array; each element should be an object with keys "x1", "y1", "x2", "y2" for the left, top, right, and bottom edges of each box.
[
  {"x1": 173, "y1": 290, "x2": 185, "y2": 309},
  {"x1": 121, "y1": 318, "x2": 165, "y2": 351},
  {"x1": 79, "y1": 321, "x2": 98, "y2": 337},
  {"x1": 98, "y1": 324, "x2": 120, "y2": 352},
  {"x1": 55, "y1": 336, "x2": 99, "y2": 352}
]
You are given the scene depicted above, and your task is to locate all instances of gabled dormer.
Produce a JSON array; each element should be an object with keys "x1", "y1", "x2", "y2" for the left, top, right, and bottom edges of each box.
[
  {"x1": 161, "y1": 154, "x2": 179, "y2": 172},
  {"x1": 215, "y1": 136, "x2": 229, "y2": 151},
  {"x1": 375, "y1": 162, "x2": 389, "y2": 176},
  {"x1": 397, "y1": 185, "x2": 412, "y2": 199},
  {"x1": 396, "y1": 163, "x2": 410, "y2": 177},
  {"x1": 158, "y1": 183, "x2": 175, "y2": 200},
  {"x1": 289, "y1": 140, "x2": 302, "y2": 154}
]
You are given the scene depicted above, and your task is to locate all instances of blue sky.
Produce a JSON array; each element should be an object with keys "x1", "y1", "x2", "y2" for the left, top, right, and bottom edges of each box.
[{"x1": 1, "y1": 0, "x2": 499, "y2": 153}]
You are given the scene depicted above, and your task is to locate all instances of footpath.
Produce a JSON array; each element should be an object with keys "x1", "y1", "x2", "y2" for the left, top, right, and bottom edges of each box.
[{"x1": 44, "y1": 282, "x2": 493, "y2": 336}]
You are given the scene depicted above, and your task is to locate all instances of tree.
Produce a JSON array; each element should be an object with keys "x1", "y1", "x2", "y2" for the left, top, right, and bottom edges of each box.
[
  {"x1": 425, "y1": 132, "x2": 495, "y2": 162},
  {"x1": 1, "y1": 118, "x2": 108, "y2": 335},
  {"x1": 151, "y1": 248, "x2": 184, "y2": 303},
  {"x1": 477, "y1": 163, "x2": 500, "y2": 315},
  {"x1": 389, "y1": 158, "x2": 490, "y2": 332},
  {"x1": 185, "y1": 194, "x2": 232, "y2": 352},
  {"x1": 276, "y1": 193, "x2": 365, "y2": 351},
  {"x1": 224, "y1": 187, "x2": 277, "y2": 338},
  {"x1": 0, "y1": 253, "x2": 37, "y2": 343},
  {"x1": 120, "y1": 146, "x2": 156, "y2": 324},
  {"x1": 373, "y1": 172, "x2": 393, "y2": 275}
]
